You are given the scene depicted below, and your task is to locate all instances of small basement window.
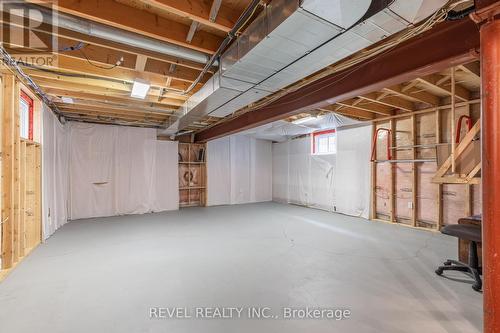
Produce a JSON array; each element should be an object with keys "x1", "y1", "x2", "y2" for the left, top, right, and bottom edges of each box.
[
  {"x1": 20, "y1": 91, "x2": 34, "y2": 140},
  {"x1": 312, "y1": 129, "x2": 336, "y2": 155}
]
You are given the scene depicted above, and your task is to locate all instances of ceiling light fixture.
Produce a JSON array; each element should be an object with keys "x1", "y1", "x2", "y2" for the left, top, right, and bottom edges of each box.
[
  {"x1": 61, "y1": 97, "x2": 74, "y2": 104},
  {"x1": 131, "y1": 79, "x2": 151, "y2": 99}
]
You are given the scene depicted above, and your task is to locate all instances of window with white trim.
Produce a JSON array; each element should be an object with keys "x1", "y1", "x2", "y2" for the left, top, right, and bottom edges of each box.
[{"x1": 312, "y1": 130, "x2": 336, "y2": 155}]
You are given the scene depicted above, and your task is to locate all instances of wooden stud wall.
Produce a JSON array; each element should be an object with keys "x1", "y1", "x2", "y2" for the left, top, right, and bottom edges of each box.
[
  {"x1": 1, "y1": 74, "x2": 42, "y2": 274},
  {"x1": 372, "y1": 102, "x2": 481, "y2": 230}
]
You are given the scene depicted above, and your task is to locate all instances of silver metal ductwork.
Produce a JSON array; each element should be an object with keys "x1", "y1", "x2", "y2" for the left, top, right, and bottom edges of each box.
[
  {"x1": 160, "y1": 0, "x2": 449, "y2": 136},
  {"x1": 26, "y1": 4, "x2": 213, "y2": 65}
]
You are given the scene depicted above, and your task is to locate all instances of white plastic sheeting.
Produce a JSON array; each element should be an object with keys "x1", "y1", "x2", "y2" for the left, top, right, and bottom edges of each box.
[
  {"x1": 275, "y1": 137, "x2": 336, "y2": 211},
  {"x1": 68, "y1": 123, "x2": 178, "y2": 220},
  {"x1": 42, "y1": 112, "x2": 179, "y2": 238},
  {"x1": 239, "y1": 113, "x2": 358, "y2": 142},
  {"x1": 272, "y1": 124, "x2": 372, "y2": 218},
  {"x1": 207, "y1": 135, "x2": 272, "y2": 206},
  {"x1": 42, "y1": 106, "x2": 70, "y2": 240},
  {"x1": 334, "y1": 125, "x2": 372, "y2": 218}
]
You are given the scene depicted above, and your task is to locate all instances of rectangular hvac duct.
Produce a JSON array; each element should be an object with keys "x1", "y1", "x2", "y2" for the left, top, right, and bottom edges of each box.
[{"x1": 160, "y1": 0, "x2": 448, "y2": 136}]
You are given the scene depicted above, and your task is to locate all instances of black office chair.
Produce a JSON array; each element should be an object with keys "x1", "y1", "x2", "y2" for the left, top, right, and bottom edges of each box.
[{"x1": 435, "y1": 224, "x2": 482, "y2": 292}]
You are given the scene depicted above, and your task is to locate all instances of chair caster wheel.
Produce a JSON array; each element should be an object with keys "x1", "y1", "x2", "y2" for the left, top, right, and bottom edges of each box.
[{"x1": 435, "y1": 268, "x2": 443, "y2": 276}]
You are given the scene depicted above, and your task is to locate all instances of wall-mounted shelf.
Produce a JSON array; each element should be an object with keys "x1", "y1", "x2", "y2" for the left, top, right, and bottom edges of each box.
[{"x1": 178, "y1": 143, "x2": 206, "y2": 207}]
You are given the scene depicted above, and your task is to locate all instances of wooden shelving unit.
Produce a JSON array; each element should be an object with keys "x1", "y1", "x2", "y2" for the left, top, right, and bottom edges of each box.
[{"x1": 178, "y1": 143, "x2": 206, "y2": 207}]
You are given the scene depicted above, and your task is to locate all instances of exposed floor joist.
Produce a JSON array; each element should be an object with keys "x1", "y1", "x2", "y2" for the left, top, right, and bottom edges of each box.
[{"x1": 30, "y1": 0, "x2": 223, "y2": 54}]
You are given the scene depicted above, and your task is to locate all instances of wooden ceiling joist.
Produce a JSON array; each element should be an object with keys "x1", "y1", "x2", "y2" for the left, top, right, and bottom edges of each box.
[
  {"x1": 57, "y1": 105, "x2": 169, "y2": 120},
  {"x1": 53, "y1": 96, "x2": 176, "y2": 115},
  {"x1": 35, "y1": 79, "x2": 184, "y2": 108},
  {"x1": 44, "y1": 88, "x2": 180, "y2": 110},
  {"x1": 358, "y1": 92, "x2": 415, "y2": 112},
  {"x1": 384, "y1": 84, "x2": 440, "y2": 106},
  {"x1": 61, "y1": 112, "x2": 164, "y2": 127},
  {"x1": 459, "y1": 62, "x2": 481, "y2": 83},
  {"x1": 26, "y1": 54, "x2": 197, "y2": 92},
  {"x1": 25, "y1": 72, "x2": 187, "y2": 102},
  {"x1": 336, "y1": 99, "x2": 393, "y2": 116},
  {"x1": 30, "y1": 0, "x2": 223, "y2": 54},
  {"x1": 323, "y1": 106, "x2": 375, "y2": 120},
  {"x1": 416, "y1": 74, "x2": 471, "y2": 101},
  {"x1": 139, "y1": 0, "x2": 236, "y2": 33}
]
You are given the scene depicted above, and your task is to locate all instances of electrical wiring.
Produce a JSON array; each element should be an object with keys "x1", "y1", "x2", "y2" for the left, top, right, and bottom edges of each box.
[
  {"x1": 59, "y1": 41, "x2": 124, "y2": 70},
  {"x1": 78, "y1": 46, "x2": 124, "y2": 70},
  {"x1": 0, "y1": 45, "x2": 62, "y2": 116}
]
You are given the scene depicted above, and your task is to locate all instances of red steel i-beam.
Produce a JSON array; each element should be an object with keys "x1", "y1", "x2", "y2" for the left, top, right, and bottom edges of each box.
[{"x1": 481, "y1": 16, "x2": 500, "y2": 333}]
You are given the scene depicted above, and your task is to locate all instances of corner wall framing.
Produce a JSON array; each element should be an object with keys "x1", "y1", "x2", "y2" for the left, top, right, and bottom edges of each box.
[
  {"x1": 1, "y1": 73, "x2": 42, "y2": 276},
  {"x1": 371, "y1": 101, "x2": 481, "y2": 230}
]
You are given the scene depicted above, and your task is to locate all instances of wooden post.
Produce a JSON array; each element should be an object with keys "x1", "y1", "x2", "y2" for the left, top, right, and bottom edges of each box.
[
  {"x1": 451, "y1": 67, "x2": 456, "y2": 174},
  {"x1": 19, "y1": 141, "x2": 26, "y2": 257},
  {"x1": 465, "y1": 103, "x2": 473, "y2": 217},
  {"x1": 35, "y1": 144, "x2": 42, "y2": 244},
  {"x1": 12, "y1": 82, "x2": 20, "y2": 263},
  {"x1": 1, "y1": 75, "x2": 16, "y2": 269},
  {"x1": 435, "y1": 110, "x2": 443, "y2": 230},
  {"x1": 390, "y1": 119, "x2": 396, "y2": 223},
  {"x1": 411, "y1": 115, "x2": 418, "y2": 227},
  {"x1": 370, "y1": 123, "x2": 377, "y2": 220}
]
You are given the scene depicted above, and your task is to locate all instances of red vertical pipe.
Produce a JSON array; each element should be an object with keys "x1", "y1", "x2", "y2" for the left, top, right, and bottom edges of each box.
[{"x1": 481, "y1": 17, "x2": 500, "y2": 333}]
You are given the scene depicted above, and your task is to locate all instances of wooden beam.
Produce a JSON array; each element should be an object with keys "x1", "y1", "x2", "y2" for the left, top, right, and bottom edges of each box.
[
  {"x1": 459, "y1": 62, "x2": 481, "y2": 78},
  {"x1": 384, "y1": 84, "x2": 440, "y2": 106},
  {"x1": 24, "y1": 70, "x2": 187, "y2": 101},
  {"x1": 320, "y1": 105, "x2": 374, "y2": 120},
  {"x1": 433, "y1": 120, "x2": 481, "y2": 180},
  {"x1": 135, "y1": 55, "x2": 148, "y2": 71},
  {"x1": 186, "y1": 22, "x2": 199, "y2": 43},
  {"x1": 58, "y1": 108, "x2": 167, "y2": 123},
  {"x1": 57, "y1": 104, "x2": 171, "y2": 118},
  {"x1": 45, "y1": 88, "x2": 181, "y2": 110},
  {"x1": 31, "y1": 76, "x2": 185, "y2": 106},
  {"x1": 30, "y1": 0, "x2": 222, "y2": 54},
  {"x1": 140, "y1": 0, "x2": 236, "y2": 33},
  {"x1": 358, "y1": 92, "x2": 415, "y2": 112},
  {"x1": 416, "y1": 74, "x2": 471, "y2": 101},
  {"x1": 337, "y1": 99, "x2": 393, "y2": 116},
  {"x1": 54, "y1": 96, "x2": 176, "y2": 113},
  {"x1": 23, "y1": 54, "x2": 195, "y2": 91}
]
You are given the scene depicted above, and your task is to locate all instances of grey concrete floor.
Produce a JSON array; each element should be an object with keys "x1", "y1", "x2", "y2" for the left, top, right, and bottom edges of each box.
[{"x1": 0, "y1": 202, "x2": 482, "y2": 333}]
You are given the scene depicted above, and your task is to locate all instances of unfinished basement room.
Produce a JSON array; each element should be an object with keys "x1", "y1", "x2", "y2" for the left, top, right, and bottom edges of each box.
[{"x1": 1, "y1": 0, "x2": 499, "y2": 332}]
